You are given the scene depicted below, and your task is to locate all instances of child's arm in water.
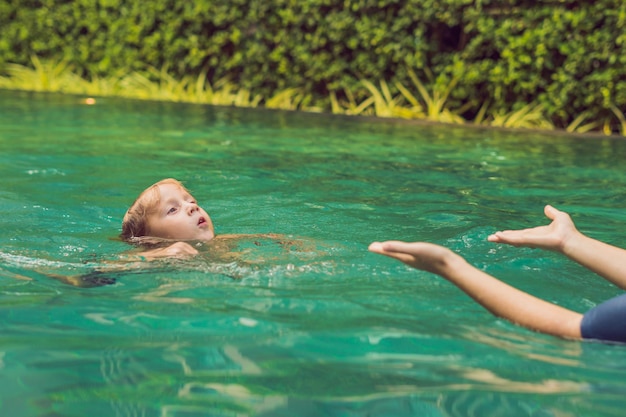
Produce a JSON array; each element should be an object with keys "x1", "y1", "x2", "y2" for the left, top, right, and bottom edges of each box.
[
  {"x1": 49, "y1": 233, "x2": 316, "y2": 287},
  {"x1": 131, "y1": 241, "x2": 199, "y2": 260},
  {"x1": 127, "y1": 233, "x2": 303, "y2": 260},
  {"x1": 488, "y1": 205, "x2": 626, "y2": 291},
  {"x1": 46, "y1": 270, "x2": 120, "y2": 288},
  {"x1": 213, "y1": 233, "x2": 311, "y2": 252},
  {"x1": 368, "y1": 240, "x2": 583, "y2": 339},
  {"x1": 39, "y1": 242, "x2": 199, "y2": 288}
]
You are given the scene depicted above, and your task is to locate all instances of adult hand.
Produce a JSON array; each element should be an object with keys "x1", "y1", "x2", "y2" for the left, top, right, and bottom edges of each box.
[
  {"x1": 368, "y1": 240, "x2": 460, "y2": 275},
  {"x1": 487, "y1": 205, "x2": 579, "y2": 253}
]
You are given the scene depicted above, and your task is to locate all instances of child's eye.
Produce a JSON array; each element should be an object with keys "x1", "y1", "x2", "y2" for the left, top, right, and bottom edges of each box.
[{"x1": 167, "y1": 207, "x2": 177, "y2": 214}]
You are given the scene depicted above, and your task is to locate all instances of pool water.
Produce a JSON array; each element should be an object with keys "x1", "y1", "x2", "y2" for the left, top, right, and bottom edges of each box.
[{"x1": 1, "y1": 90, "x2": 626, "y2": 416}]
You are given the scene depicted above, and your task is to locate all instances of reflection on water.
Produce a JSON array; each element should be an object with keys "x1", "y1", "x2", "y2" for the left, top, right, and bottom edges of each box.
[{"x1": 2, "y1": 91, "x2": 626, "y2": 416}]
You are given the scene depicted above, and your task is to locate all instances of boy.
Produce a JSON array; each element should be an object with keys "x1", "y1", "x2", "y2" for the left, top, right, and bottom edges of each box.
[
  {"x1": 121, "y1": 178, "x2": 215, "y2": 259},
  {"x1": 57, "y1": 178, "x2": 292, "y2": 287},
  {"x1": 369, "y1": 205, "x2": 626, "y2": 344},
  {"x1": 121, "y1": 178, "x2": 299, "y2": 259}
]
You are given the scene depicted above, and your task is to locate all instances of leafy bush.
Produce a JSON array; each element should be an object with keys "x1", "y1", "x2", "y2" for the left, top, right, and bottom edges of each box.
[{"x1": 1, "y1": 0, "x2": 624, "y2": 133}]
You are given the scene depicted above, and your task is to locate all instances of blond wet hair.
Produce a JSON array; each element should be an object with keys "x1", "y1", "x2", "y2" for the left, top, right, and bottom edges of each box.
[{"x1": 120, "y1": 178, "x2": 190, "y2": 241}]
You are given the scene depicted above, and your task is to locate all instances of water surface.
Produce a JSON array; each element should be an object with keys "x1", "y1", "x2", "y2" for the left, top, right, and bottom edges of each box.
[{"x1": 1, "y1": 90, "x2": 626, "y2": 416}]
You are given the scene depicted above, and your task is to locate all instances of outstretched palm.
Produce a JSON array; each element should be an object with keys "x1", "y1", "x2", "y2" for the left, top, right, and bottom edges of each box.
[{"x1": 487, "y1": 205, "x2": 577, "y2": 252}]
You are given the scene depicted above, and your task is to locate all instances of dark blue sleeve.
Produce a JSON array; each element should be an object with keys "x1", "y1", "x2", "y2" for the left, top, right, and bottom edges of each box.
[{"x1": 581, "y1": 293, "x2": 626, "y2": 344}]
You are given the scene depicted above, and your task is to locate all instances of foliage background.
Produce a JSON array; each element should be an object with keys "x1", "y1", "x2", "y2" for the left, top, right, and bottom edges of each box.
[{"x1": 1, "y1": 0, "x2": 625, "y2": 132}]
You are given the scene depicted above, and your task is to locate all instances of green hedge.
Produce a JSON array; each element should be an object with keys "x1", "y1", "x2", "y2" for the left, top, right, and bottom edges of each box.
[{"x1": 1, "y1": 0, "x2": 625, "y2": 131}]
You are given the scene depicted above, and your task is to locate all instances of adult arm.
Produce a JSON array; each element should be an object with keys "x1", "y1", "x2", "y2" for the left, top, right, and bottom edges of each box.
[
  {"x1": 489, "y1": 205, "x2": 626, "y2": 290},
  {"x1": 368, "y1": 241, "x2": 583, "y2": 339}
]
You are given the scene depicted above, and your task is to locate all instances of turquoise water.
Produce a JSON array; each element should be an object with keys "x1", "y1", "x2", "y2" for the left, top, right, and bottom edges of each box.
[{"x1": 1, "y1": 89, "x2": 626, "y2": 416}]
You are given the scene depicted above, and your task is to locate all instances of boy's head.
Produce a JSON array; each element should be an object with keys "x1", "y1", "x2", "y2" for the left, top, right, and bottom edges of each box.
[{"x1": 121, "y1": 178, "x2": 215, "y2": 242}]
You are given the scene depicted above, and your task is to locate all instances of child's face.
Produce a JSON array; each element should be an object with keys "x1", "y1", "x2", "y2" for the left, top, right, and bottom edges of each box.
[{"x1": 145, "y1": 183, "x2": 215, "y2": 241}]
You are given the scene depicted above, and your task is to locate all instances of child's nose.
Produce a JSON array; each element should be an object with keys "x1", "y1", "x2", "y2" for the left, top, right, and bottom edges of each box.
[{"x1": 186, "y1": 202, "x2": 198, "y2": 214}]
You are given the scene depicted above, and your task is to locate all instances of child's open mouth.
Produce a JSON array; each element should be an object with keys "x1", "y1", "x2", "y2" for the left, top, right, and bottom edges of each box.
[{"x1": 198, "y1": 217, "x2": 207, "y2": 227}]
